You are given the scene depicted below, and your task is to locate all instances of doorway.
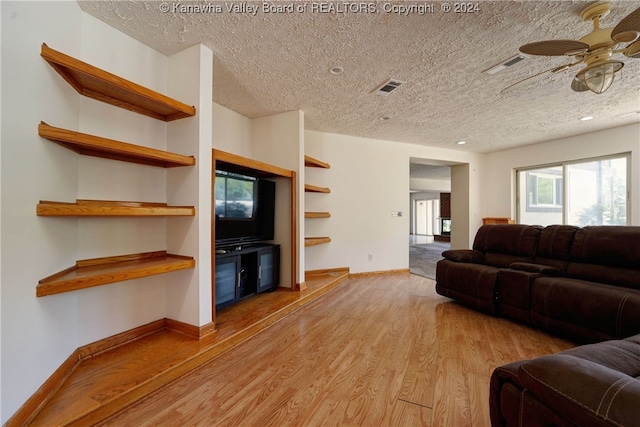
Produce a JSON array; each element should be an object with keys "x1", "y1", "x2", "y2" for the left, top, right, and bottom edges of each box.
[{"x1": 409, "y1": 160, "x2": 452, "y2": 279}]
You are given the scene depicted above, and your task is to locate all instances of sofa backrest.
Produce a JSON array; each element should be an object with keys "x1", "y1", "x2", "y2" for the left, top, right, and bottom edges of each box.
[
  {"x1": 473, "y1": 224, "x2": 542, "y2": 267},
  {"x1": 533, "y1": 225, "x2": 580, "y2": 270},
  {"x1": 564, "y1": 226, "x2": 640, "y2": 290}
]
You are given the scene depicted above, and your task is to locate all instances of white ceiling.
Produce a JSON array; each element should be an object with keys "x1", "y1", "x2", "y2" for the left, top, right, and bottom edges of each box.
[{"x1": 79, "y1": 1, "x2": 640, "y2": 155}]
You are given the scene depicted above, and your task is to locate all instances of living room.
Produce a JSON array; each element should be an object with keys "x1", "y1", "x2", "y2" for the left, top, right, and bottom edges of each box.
[{"x1": 1, "y1": 0, "x2": 640, "y2": 425}]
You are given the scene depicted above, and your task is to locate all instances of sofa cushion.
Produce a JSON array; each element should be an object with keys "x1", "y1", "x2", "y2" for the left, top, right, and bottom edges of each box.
[
  {"x1": 441, "y1": 249, "x2": 484, "y2": 264},
  {"x1": 530, "y1": 277, "x2": 640, "y2": 343},
  {"x1": 435, "y1": 260, "x2": 500, "y2": 314},
  {"x1": 490, "y1": 360, "x2": 582, "y2": 427},
  {"x1": 533, "y1": 224, "x2": 579, "y2": 271},
  {"x1": 517, "y1": 335, "x2": 640, "y2": 427},
  {"x1": 509, "y1": 262, "x2": 561, "y2": 275},
  {"x1": 472, "y1": 224, "x2": 542, "y2": 267},
  {"x1": 565, "y1": 226, "x2": 640, "y2": 290}
]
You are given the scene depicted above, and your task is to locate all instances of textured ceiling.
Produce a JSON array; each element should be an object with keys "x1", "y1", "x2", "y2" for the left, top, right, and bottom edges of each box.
[{"x1": 79, "y1": 0, "x2": 640, "y2": 154}]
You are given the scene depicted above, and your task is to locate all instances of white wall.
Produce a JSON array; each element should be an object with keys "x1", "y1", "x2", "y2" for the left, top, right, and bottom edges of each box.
[
  {"x1": 1, "y1": 2, "x2": 82, "y2": 420},
  {"x1": 252, "y1": 111, "x2": 304, "y2": 286},
  {"x1": 410, "y1": 178, "x2": 451, "y2": 193},
  {"x1": 75, "y1": 11, "x2": 170, "y2": 347},
  {"x1": 166, "y1": 44, "x2": 214, "y2": 326},
  {"x1": 485, "y1": 123, "x2": 640, "y2": 225},
  {"x1": 212, "y1": 102, "x2": 252, "y2": 156},
  {"x1": 304, "y1": 130, "x2": 487, "y2": 272},
  {"x1": 1, "y1": 3, "x2": 211, "y2": 421}
]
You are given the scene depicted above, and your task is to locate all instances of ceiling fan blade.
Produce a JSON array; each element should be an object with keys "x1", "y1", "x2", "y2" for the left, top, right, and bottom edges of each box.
[
  {"x1": 612, "y1": 6, "x2": 640, "y2": 43},
  {"x1": 500, "y1": 68, "x2": 555, "y2": 95},
  {"x1": 624, "y1": 39, "x2": 640, "y2": 58},
  {"x1": 520, "y1": 40, "x2": 590, "y2": 56},
  {"x1": 500, "y1": 62, "x2": 580, "y2": 95}
]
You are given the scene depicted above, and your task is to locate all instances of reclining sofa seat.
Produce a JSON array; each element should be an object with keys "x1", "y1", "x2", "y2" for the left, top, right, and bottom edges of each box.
[
  {"x1": 490, "y1": 334, "x2": 640, "y2": 427},
  {"x1": 496, "y1": 225, "x2": 579, "y2": 324},
  {"x1": 435, "y1": 224, "x2": 542, "y2": 315},
  {"x1": 529, "y1": 226, "x2": 640, "y2": 343}
]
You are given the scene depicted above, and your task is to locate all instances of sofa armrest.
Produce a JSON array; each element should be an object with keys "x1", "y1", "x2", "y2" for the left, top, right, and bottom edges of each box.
[
  {"x1": 441, "y1": 249, "x2": 485, "y2": 264},
  {"x1": 509, "y1": 262, "x2": 560, "y2": 275},
  {"x1": 518, "y1": 353, "x2": 640, "y2": 427}
]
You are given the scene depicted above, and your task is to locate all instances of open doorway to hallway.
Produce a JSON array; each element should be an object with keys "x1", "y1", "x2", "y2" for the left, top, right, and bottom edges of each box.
[{"x1": 409, "y1": 161, "x2": 451, "y2": 279}]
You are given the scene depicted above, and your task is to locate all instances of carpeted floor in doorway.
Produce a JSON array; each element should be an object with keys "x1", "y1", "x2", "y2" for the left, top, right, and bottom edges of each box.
[{"x1": 409, "y1": 241, "x2": 450, "y2": 280}]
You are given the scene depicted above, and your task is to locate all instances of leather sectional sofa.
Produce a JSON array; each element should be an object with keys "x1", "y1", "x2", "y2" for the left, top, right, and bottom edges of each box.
[{"x1": 435, "y1": 224, "x2": 640, "y2": 426}]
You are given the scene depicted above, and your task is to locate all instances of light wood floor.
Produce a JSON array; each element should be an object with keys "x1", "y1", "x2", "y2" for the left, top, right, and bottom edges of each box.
[
  {"x1": 99, "y1": 274, "x2": 574, "y2": 427},
  {"x1": 27, "y1": 271, "x2": 349, "y2": 426}
]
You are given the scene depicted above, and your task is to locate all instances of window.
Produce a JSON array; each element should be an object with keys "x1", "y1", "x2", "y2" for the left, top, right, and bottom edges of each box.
[
  {"x1": 517, "y1": 154, "x2": 629, "y2": 226},
  {"x1": 215, "y1": 171, "x2": 256, "y2": 219}
]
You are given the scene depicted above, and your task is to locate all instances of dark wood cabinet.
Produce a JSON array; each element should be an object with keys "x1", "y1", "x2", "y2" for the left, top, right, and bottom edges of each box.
[{"x1": 215, "y1": 243, "x2": 280, "y2": 310}]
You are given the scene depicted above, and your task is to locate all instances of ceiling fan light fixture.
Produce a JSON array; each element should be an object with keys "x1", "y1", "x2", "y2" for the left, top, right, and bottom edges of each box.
[{"x1": 575, "y1": 60, "x2": 624, "y2": 94}]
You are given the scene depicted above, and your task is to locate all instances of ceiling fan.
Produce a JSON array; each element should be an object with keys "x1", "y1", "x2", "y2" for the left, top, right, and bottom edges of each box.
[{"x1": 502, "y1": 2, "x2": 640, "y2": 95}]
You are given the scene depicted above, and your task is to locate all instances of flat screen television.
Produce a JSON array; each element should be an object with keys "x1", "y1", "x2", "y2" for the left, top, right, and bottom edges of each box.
[{"x1": 214, "y1": 170, "x2": 276, "y2": 247}]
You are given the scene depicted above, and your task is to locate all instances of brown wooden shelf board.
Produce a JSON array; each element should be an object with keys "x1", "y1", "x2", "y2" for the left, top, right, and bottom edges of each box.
[
  {"x1": 37, "y1": 200, "x2": 195, "y2": 217},
  {"x1": 213, "y1": 149, "x2": 294, "y2": 179},
  {"x1": 305, "y1": 237, "x2": 331, "y2": 247},
  {"x1": 304, "y1": 155, "x2": 330, "y2": 169},
  {"x1": 37, "y1": 251, "x2": 195, "y2": 297},
  {"x1": 305, "y1": 212, "x2": 331, "y2": 219},
  {"x1": 41, "y1": 43, "x2": 196, "y2": 121},
  {"x1": 305, "y1": 184, "x2": 330, "y2": 193},
  {"x1": 39, "y1": 122, "x2": 196, "y2": 168}
]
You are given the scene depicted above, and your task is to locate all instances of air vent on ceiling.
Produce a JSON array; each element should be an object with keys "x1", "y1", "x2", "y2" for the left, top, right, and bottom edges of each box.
[
  {"x1": 483, "y1": 54, "x2": 529, "y2": 75},
  {"x1": 373, "y1": 79, "x2": 404, "y2": 96}
]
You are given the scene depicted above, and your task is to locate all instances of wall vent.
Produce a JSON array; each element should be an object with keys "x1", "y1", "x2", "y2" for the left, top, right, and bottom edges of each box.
[
  {"x1": 483, "y1": 54, "x2": 529, "y2": 75},
  {"x1": 373, "y1": 79, "x2": 404, "y2": 96}
]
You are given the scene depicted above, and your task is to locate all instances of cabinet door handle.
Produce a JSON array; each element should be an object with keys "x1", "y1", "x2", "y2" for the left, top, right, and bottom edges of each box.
[
  {"x1": 259, "y1": 266, "x2": 262, "y2": 280},
  {"x1": 237, "y1": 272, "x2": 241, "y2": 288}
]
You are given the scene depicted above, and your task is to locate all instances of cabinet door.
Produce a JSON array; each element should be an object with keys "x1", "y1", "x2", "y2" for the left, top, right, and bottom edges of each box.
[
  {"x1": 257, "y1": 246, "x2": 280, "y2": 293},
  {"x1": 215, "y1": 256, "x2": 238, "y2": 309}
]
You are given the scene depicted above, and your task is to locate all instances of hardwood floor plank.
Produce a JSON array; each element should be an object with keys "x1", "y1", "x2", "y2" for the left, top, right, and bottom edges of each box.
[
  {"x1": 468, "y1": 372, "x2": 491, "y2": 427},
  {"x1": 98, "y1": 274, "x2": 575, "y2": 427},
  {"x1": 391, "y1": 399, "x2": 433, "y2": 426}
]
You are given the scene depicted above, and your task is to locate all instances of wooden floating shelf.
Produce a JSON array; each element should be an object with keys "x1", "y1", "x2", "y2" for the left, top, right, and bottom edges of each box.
[
  {"x1": 305, "y1": 184, "x2": 330, "y2": 193},
  {"x1": 213, "y1": 149, "x2": 294, "y2": 179},
  {"x1": 41, "y1": 43, "x2": 196, "y2": 121},
  {"x1": 305, "y1": 237, "x2": 331, "y2": 247},
  {"x1": 37, "y1": 251, "x2": 195, "y2": 297},
  {"x1": 39, "y1": 122, "x2": 196, "y2": 168},
  {"x1": 37, "y1": 200, "x2": 195, "y2": 217},
  {"x1": 305, "y1": 212, "x2": 331, "y2": 219},
  {"x1": 304, "y1": 155, "x2": 330, "y2": 169}
]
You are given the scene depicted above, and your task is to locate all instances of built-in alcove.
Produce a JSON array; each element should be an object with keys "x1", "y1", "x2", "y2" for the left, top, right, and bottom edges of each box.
[{"x1": 212, "y1": 149, "x2": 298, "y2": 322}]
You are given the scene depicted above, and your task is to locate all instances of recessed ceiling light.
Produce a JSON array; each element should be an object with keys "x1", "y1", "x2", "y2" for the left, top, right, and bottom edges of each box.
[
  {"x1": 457, "y1": 140, "x2": 467, "y2": 145},
  {"x1": 380, "y1": 115, "x2": 391, "y2": 121},
  {"x1": 580, "y1": 116, "x2": 594, "y2": 121},
  {"x1": 329, "y1": 66, "x2": 344, "y2": 75}
]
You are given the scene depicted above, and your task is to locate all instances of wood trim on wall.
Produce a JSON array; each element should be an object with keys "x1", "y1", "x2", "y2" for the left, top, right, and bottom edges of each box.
[
  {"x1": 78, "y1": 319, "x2": 166, "y2": 359},
  {"x1": 291, "y1": 170, "x2": 299, "y2": 289},
  {"x1": 5, "y1": 350, "x2": 82, "y2": 427},
  {"x1": 165, "y1": 318, "x2": 216, "y2": 339},
  {"x1": 6, "y1": 318, "x2": 179, "y2": 426},
  {"x1": 349, "y1": 269, "x2": 411, "y2": 278},
  {"x1": 305, "y1": 267, "x2": 351, "y2": 276}
]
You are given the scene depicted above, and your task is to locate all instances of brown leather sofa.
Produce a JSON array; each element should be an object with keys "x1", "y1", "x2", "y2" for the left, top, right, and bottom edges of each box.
[
  {"x1": 435, "y1": 224, "x2": 640, "y2": 426},
  {"x1": 436, "y1": 224, "x2": 640, "y2": 343},
  {"x1": 490, "y1": 334, "x2": 640, "y2": 427}
]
